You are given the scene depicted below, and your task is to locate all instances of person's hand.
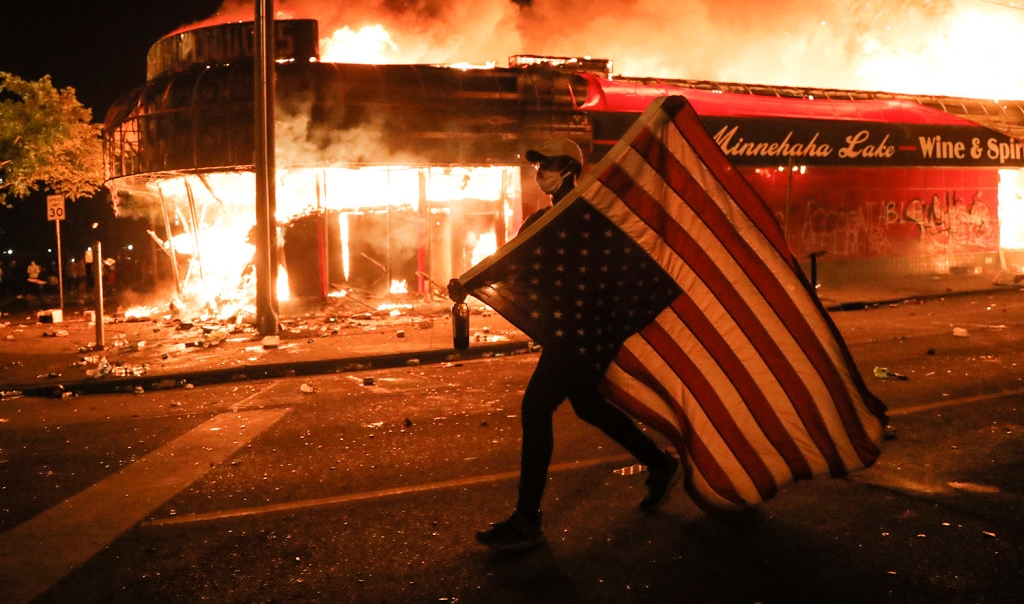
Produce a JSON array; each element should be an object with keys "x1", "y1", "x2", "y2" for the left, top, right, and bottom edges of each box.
[{"x1": 447, "y1": 278, "x2": 467, "y2": 303}]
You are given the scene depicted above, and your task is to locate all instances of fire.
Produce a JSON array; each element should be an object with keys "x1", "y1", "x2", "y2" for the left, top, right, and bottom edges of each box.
[
  {"x1": 133, "y1": 0, "x2": 1024, "y2": 324},
  {"x1": 389, "y1": 279, "x2": 408, "y2": 295},
  {"x1": 471, "y1": 232, "x2": 498, "y2": 265},
  {"x1": 277, "y1": 269, "x2": 290, "y2": 302},
  {"x1": 180, "y1": 0, "x2": 1024, "y2": 101},
  {"x1": 320, "y1": 24, "x2": 397, "y2": 63},
  {"x1": 855, "y1": 5, "x2": 1024, "y2": 99},
  {"x1": 120, "y1": 164, "x2": 519, "y2": 320}
]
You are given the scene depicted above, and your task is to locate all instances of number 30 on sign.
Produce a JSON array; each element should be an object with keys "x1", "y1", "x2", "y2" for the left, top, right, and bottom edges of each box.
[{"x1": 47, "y1": 194, "x2": 65, "y2": 221}]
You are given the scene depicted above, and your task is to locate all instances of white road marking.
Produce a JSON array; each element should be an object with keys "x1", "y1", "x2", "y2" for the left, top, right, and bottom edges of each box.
[
  {"x1": 887, "y1": 388, "x2": 1024, "y2": 416},
  {"x1": 0, "y1": 408, "x2": 290, "y2": 604},
  {"x1": 147, "y1": 389, "x2": 1024, "y2": 528},
  {"x1": 146, "y1": 453, "x2": 635, "y2": 527}
]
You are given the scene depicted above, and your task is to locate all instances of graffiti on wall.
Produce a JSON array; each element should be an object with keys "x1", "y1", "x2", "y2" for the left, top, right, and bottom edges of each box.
[
  {"x1": 797, "y1": 190, "x2": 997, "y2": 258},
  {"x1": 902, "y1": 191, "x2": 995, "y2": 252}
]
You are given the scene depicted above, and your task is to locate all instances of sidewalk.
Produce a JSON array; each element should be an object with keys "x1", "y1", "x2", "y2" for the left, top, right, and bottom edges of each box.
[{"x1": 1, "y1": 269, "x2": 1020, "y2": 398}]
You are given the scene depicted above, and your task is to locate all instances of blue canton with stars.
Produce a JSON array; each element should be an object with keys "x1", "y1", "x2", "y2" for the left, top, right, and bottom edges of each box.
[{"x1": 467, "y1": 197, "x2": 683, "y2": 377}]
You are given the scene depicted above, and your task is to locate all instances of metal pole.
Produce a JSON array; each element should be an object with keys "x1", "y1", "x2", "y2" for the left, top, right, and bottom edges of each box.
[
  {"x1": 254, "y1": 0, "x2": 279, "y2": 335},
  {"x1": 55, "y1": 219, "x2": 64, "y2": 312},
  {"x1": 93, "y1": 241, "x2": 105, "y2": 350}
]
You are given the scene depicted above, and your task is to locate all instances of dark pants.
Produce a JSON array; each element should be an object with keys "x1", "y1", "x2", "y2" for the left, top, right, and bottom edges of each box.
[{"x1": 516, "y1": 349, "x2": 668, "y2": 517}]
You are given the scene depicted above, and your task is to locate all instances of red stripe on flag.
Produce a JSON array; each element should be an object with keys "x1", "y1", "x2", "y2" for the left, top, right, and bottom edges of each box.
[
  {"x1": 598, "y1": 161, "x2": 848, "y2": 476},
  {"x1": 604, "y1": 349, "x2": 748, "y2": 506},
  {"x1": 661, "y1": 97, "x2": 793, "y2": 260},
  {"x1": 639, "y1": 320, "x2": 781, "y2": 501},
  {"x1": 665, "y1": 295, "x2": 814, "y2": 479},
  {"x1": 658, "y1": 102, "x2": 884, "y2": 466},
  {"x1": 624, "y1": 114, "x2": 881, "y2": 469}
]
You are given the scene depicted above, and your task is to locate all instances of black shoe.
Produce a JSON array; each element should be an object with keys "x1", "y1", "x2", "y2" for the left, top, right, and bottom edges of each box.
[
  {"x1": 476, "y1": 510, "x2": 546, "y2": 551},
  {"x1": 640, "y1": 454, "x2": 680, "y2": 510}
]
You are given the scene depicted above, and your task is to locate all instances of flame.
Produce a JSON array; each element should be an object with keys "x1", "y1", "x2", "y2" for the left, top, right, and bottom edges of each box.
[
  {"x1": 855, "y1": 5, "x2": 1024, "y2": 99},
  {"x1": 389, "y1": 279, "x2": 408, "y2": 295},
  {"x1": 121, "y1": 165, "x2": 519, "y2": 320},
  {"x1": 320, "y1": 24, "x2": 397, "y2": 63},
  {"x1": 277, "y1": 268, "x2": 291, "y2": 302},
  {"x1": 471, "y1": 232, "x2": 498, "y2": 265},
  {"x1": 180, "y1": 0, "x2": 1024, "y2": 100},
  {"x1": 999, "y1": 169, "x2": 1024, "y2": 250}
]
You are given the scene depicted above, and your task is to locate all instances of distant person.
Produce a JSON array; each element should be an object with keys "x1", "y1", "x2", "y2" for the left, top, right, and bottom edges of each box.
[
  {"x1": 84, "y1": 247, "x2": 94, "y2": 289},
  {"x1": 26, "y1": 260, "x2": 43, "y2": 304},
  {"x1": 453, "y1": 138, "x2": 680, "y2": 552},
  {"x1": 67, "y1": 258, "x2": 82, "y2": 296}
]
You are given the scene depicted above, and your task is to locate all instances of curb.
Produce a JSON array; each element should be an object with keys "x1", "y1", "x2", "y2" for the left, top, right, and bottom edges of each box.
[
  {"x1": 12, "y1": 340, "x2": 537, "y2": 399},
  {"x1": 821, "y1": 285, "x2": 1021, "y2": 312}
]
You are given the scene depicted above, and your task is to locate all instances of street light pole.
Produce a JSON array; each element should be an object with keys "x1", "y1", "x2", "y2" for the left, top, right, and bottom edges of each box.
[{"x1": 254, "y1": 0, "x2": 279, "y2": 336}]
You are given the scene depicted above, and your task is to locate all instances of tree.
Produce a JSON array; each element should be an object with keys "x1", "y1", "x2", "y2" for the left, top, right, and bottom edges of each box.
[{"x1": 0, "y1": 72, "x2": 104, "y2": 206}]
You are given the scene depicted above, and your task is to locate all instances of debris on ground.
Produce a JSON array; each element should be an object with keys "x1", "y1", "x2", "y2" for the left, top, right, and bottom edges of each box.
[{"x1": 873, "y1": 367, "x2": 909, "y2": 380}]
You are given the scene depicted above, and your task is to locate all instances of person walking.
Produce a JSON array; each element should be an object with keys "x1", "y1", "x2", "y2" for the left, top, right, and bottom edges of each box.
[{"x1": 453, "y1": 138, "x2": 681, "y2": 552}]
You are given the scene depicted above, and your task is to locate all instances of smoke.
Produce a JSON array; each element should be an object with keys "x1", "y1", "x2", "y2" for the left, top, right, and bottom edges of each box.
[{"x1": 181, "y1": 0, "x2": 1024, "y2": 99}]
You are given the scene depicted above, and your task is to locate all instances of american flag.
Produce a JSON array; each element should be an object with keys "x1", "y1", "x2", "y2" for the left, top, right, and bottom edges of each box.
[{"x1": 458, "y1": 96, "x2": 887, "y2": 511}]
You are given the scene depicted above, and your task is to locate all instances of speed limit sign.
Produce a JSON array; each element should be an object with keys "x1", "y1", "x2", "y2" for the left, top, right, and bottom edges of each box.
[{"x1": 46, "y1": 195, "x2": 65, "y2": 221}]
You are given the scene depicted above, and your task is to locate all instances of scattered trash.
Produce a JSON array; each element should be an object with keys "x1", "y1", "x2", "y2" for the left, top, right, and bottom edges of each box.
[
  {"x1": 202, "y1": 328, "x2": 231, "y2": 346},
  {"x1": 262, "y1": 335, "x2": 281, "y2": 349},
  {"x1": 111, "y1": 364, "x2": 149, "y2": 377},
  {"x1": 953, "y1": 327, "x2": 969, "y2": 337},
  {"x1": 873, "y1": 367, "x2": 908, "y2": 380},
  {"x1": 396, "y1": 330, "x2": 405, "y2": 338},
  {"x1": 363, "y1": 377, "x2": 375, "y2": 386},
  {"x1": 86, "y1": 357, "x2": 111, "y2": 378},
  {"x1": 300, "y1": 383, "x2": 317, "y2": 394}
]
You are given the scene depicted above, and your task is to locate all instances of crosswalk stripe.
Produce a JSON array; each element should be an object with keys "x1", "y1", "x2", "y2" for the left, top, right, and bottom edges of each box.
[{"x1": 0, "y1": 408, "x2": 290, "y2": 604}]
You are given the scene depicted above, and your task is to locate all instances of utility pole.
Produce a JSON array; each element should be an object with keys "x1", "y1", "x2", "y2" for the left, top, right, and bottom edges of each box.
[{"x1": 254, "y1": 0, "x2": 279, "y2": 336}]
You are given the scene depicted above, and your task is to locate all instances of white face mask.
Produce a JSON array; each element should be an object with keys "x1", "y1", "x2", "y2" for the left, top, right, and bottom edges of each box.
[{"x1": 536, "y1": 169, "x2": 568, "y2": 194}]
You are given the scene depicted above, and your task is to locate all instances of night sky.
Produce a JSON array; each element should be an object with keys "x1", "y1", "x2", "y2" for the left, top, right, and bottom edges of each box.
[
  {"x1": 1, "y1": 2, "x2": 225, "y2": 120},
  {"x1": 1, "y1": 3, "x2": 226, "y2": 269}
]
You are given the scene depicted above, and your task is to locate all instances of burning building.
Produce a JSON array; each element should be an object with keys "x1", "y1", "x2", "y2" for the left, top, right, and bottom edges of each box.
[{"x1": 102, "y1": 18, "x2": 1024, "y2": 318}]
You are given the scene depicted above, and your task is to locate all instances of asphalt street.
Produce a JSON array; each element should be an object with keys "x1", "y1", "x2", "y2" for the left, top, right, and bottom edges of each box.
[{"x1": 1, "y1": 281, "x2": 1023, "y2": 603}]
